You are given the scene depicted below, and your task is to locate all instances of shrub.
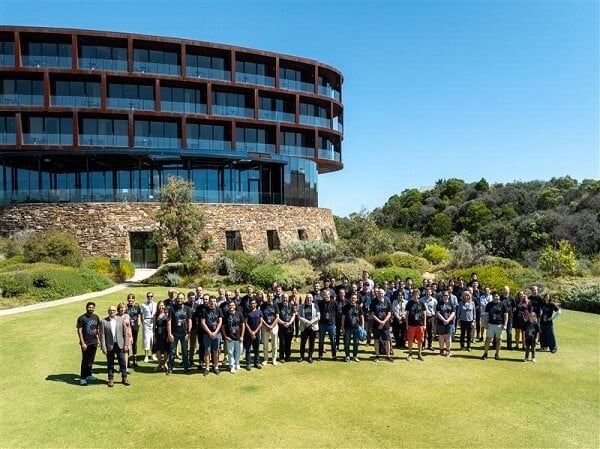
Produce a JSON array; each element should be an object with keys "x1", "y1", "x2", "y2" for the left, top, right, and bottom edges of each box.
[
  {"x1": 214, "y1": 251, "x2": 260, "y2": 283},
  {"x1": 143, "y1": 262, "x2": 186, "y2": 285},
  {"x1": 249, "y1": 259, "x2": 317, "y2": 290},
  {"x1": 249, "y1": 264, "x2": 284, "y2": 289},
  {"x1": 321, "y1": 258, "x2": 374, "y2": 282},
  {"x1": 367, "y1": 254, "x2": 393, "y2": 268},
  {"x1": 422, "y1": 244, "x2": 450, "y2": 265},
  {"x1": 22, "y1": 230, "x2": 82, "y2": 267},
  {"x1": 591, "y1": 257, "x2": 600, "y2": 276},
  {"x1": 0, "y1": 255, "x2": 26, "y2": 270},
  {"x1": 451, "y1": 265, "x2": 540, "y2": 293},
  {"x1": 480, "y1": 256, "x2": 523, "y2": 270},
  {"x1": 280, "y1": 240, "x2": 336, "y2": 268},
  {"x1": 539, "y1": 240, "x2": 577, "y2": 277},
  {"x1": 449, "y1": 234, "x2": 487, "y2": 268},
  {"x1": 0, "y1": 271, "x2": 33, "y2": 297},
  {"x1": 83, "y1": 257, "x2": 135, "y2": 282},
  {"x1": 165, "y1": 272, "x2": 182, "y2": 287},
  {"x1": 0, "y1": 236, "x2": 24, "y2": 258},
  {"x1": 554, "y1": 283, "x2": 600, "y2": 314},
  {"x1": 371, "y1": 267, "x2": 423, "y2": 285},
  {"x1": 389, "y1": 252, "x2": 431, "y2": 271}
]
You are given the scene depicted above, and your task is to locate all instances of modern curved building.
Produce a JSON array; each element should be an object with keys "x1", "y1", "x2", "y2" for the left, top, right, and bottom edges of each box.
[{"x1": 0, "y1": 26, "x2": 343, "y2": 266}]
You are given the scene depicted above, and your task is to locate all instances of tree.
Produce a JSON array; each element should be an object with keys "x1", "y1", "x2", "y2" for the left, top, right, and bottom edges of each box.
[
  {"x1": 539, "y1": 240, "x2": 577, "y2": 277},
  {"x1": 154, "y1": 176, "x2": 211, "y2": 263},
  {"x1": 426, "y1": 212, "x2": 453, "y2": 238}
]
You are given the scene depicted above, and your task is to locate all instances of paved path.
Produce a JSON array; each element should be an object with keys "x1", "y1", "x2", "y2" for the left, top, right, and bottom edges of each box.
[{"x1": 0, "y1": 268, "x2": 157, "y2": 317}]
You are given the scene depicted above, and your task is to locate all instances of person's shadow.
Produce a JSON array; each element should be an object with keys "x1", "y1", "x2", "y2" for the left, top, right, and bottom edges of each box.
[{"x1": 45, "y1": 374, "x2": 82, "y2": 385}]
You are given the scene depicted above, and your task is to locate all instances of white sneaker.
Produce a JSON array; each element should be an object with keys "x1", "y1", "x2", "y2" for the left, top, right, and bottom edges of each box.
[
  {"x1": 151, "y1": 354, "x2": 158, "y2": 361},
  {"x1": 532, "y1": 358, "x2": 537, "y2": 363},
  {"x1": 236, "y1": 364, "x2": 241, "y2": 371},
  {"x1": 272, "y1": 359, "x2": 278, "y2": 366},
  {"x1": 80, "y1": 379, "x2": 87, "y2": 385},
  {"x1": 143, "y1": 356, "x2": 149, "y2": 363},
  {"x1": 353, "y1": 357, "x2": 360, "y2": 362},
  {"x1": 230, "y1": 367, "x2": 236, "y2": 373},
  {"x1": 85, "y1": 375, "x2": 97, "y2": 381},
  {"x1": 261, "y1": 360, "x2": 267, "y2": 366}
]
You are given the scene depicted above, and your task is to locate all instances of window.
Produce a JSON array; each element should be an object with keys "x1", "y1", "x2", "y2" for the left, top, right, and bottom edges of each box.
[
  {"x1": 134, "y1": 120, "x2": 180, "y2": 148},
  {"x1": 226, "y1": 230, "x2": 243, "y2": 251},
  {"x1": 267, "y1": 230, "x2": 280, "y2": 251},
  {"x1": 133, "y1": 48, "x2": 180, "y2": 75},
  {"x1": 298, "y1": 229, "x2": 308, "y2": 240},
  {"x1": 186, "y1": 53, "x2": 230, "y2": 80},
  {"x1": 0, "y1": 41, "x2": 15, "y2": 66},
  {"x1": 23, "y1": 116, "x2": 73, "y2": 145},
  {"x1": 23, "y1": 42, "x2": 71, "y2": 68},
  {"x1": 80, "y1": 44, "x2": 127, "y2": 71},
  {"x1": 52, "y1": 80, "x2": 101, "y2": 108},
  {"x1": 0, "y1": 79, "x2": 44, "y2": 106},
  {"x1": 0, "y1": 115, "x2": 16, "y2": 144},
  {"x1": 108, "y1": 82, "x2": 154, "y2": 110},
  {"x1": 80, "y1": 117, "x2": 128, "y2": 146},
  {"x1": 160, "y1": 86, "x2": 205, "y2": 114}
]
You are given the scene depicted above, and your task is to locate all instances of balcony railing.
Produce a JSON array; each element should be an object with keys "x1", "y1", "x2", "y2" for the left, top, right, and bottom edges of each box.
[
  {"x1": 161, "y1": 101, "x2": 207, "y2": 115},
  {"x1": 299, "y1": 115, "x2": 330, "y2": 129},
  {"x1": 186, "y1": 139, "x2": 232, "y2": 151},
  {"x1": 22, "y1": 55, "x2": 72, "y2": 68},
  {"x1": 0, "y1": 94, "x2": 44, "y2": 106},
  {"x1": 280, "y1": 145, "x2": 314, "y2": 157},
  {"x1": 318, "y1": 149, "x2": 341, "y2": 162},
  {"x1": 236, "y1": 142, "x2": 275, "y2": 153},
  {"x1": 133, "y1": 61, "x2": 181, "y2": 76},
  {"x1": 280, "y1": 78, "x2": 314, "y2": 93},
  {"x1": 79, "y1": 134, "x2": 129, "y2": 147},
  {"x1": 107, "y1": 97, "x2": 155, "y2": 111},
  {"x1": 23, "y1": 133, "x2": 73, "y2": 145},
  {"x1": 0, "y1": 54, "x2": 15, "y2": 66},
  {"x1": 186, "y1": 67, "x2": 231, "y2": 81},
  {"x1": 211, "y1": 105, "x2": 254, "y2": 118},
  {"x1": 318, "y1": 85, "x2": 341, "y2": 101},
  {"x1": 52, "y1": 95, "x2": 101, "y2": 108},
  {"x1": 134, "y1": 136, "x2": 181, "y2": 149},
  {"x1": 79, "y1": 57, "x2": 127, "y2": 72},
  {"x1": 0, "y1": 133, "x2": 16, "y2": 145},
  {"x1": 258, "y1": 110, "x2": 295, "y2": 123},
  {"x1": 236, "y1": 73, "x2": 275, "y2": 87}
]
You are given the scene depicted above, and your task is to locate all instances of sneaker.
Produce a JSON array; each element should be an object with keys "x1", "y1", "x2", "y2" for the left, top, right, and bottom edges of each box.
[
  {"x1": 373, "y1": 357, "x2": 380, "y2": 363},
  {"x1": 230, "y1": 367, "x2": 236, "y2": 374},
  {"x1": 353, "y1": 357, "x2": 360, "y2": 363},
  {"x1": 254, "y1": 363, "x2": 262, "y2": 370},
  {"x1": 245, "y1": 365, "x2": 251, "y2": 371},
  {"x1": 107, "y1": 379, "x2": 114, "y2": 387},
  {"x1": 532, "y1": 358, "x2": 537, "y2": 363},
  {"x1": 467, "y1": 348, "x2": 472, "y2": 352},
  {"x1": 203, "y1": 368, "x2": 209, "y2": 377},
  {"x1": 152, "y1": 354, "x2": 158, "y2": 361},
  {"x1": 523, "y1": 357, "x2": 528, "y2": 362},
  {"x1": 143, "y1": 356, "x2": 149, "y2": 363},
  {"x1": 122, "y1": 378, "x2": 130, "y2": 386},
  {"x1": 213, "y1": 368, "x2": 220, "y2": 375},
  {"x1": 308, "y1": 357, "x2": 313, "y2": 364},
  {"x1": 551, "y1": 349, "x2": 557, "y2": 354},
  {"x1": 297, "y1": 358, "x2": 304, "y2": 363},
  {"x1": 345, "y1": 356, "x2": 350, "y2": 362},
  {"x1": 85, "y1": 375, "x2": 97, "y2": 381},
  {"x1": 387, "y1": 357, "x2": 394, "y2": 363},
  {"x1": 495, "y1": 354, "x2": 501, "y2": 360},
  {"x1": 481, "y1": 353, "x2": 488, "y2": 360},
  {"x1": 446, "y1": 352, "x2": 451, "y2": 357},
  {"x1": 407, "y1": 354, "x2": 412, "y2": 362},
  {"x1": 261, "y1": 360, "x2": 268, "y2": 366},
  {"x1": 417, "y1": 355, "x2": 424, "y2": 361},
  {"x1": 236, "y1": 364, "x2": 241, "y2": 371},
  {"x1": 272, "y1": 359, "x2": 278, "y2": 366},
  {"x1": 166, "y1": 369, "x2": 172, "y2": 375},
  {"x1": 80, "y1": 379, "x2": 87, "y2": 386}
]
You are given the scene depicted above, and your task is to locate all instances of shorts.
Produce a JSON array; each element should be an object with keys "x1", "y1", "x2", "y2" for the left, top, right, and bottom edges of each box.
[
  {"x1": 372, "y1": 327, "x2": 391, "y2": 341},
  {"x1": 437, "y1": 324, "x2": 454, "y2": 335},
  {"x1": 203, "y1": 333, "x2": 222, "y2": 352},
  {"x1": 487, "y1": 324, "x2": 503, "y2": 339},
  {"x1": 407, "y1": 326, "x2": 424, "y2": 343}
]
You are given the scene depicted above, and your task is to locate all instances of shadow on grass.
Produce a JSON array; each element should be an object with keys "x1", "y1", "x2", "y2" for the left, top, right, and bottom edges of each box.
[{"x1": 45, "y1": 373, "x2": 85, "y2": 385}]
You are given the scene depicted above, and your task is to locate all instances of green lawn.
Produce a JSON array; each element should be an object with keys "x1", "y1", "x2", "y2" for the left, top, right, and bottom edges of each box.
[{"x1": 1, "y1": 285, "x2": 599, "y2": 449}]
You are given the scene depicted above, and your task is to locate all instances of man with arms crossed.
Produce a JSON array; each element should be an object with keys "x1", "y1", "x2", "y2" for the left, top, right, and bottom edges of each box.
[
  {"x1": 481, "y1": 293, "x2": 508, "y2": 361},
  {"x1": 77, "y1": 301, "x2": 100, "y2": 385}
]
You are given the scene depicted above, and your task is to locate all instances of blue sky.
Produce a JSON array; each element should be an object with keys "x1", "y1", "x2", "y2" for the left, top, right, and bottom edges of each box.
[{"x1": 2, "y1": 0, "x2": 598, "y2": 216}]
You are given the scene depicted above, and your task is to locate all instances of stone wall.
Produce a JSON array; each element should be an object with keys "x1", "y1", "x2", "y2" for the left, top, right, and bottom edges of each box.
[{"x1": 0, "y1": 203, "x2": 337, "y2": 259}]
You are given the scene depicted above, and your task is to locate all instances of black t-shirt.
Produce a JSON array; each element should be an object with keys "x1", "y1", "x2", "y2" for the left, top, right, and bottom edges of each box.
[
  {"x1": 261, "y1": 302, "x2": 280, "y2": 326},
  {"x1": 501, "y1": 296, "x2": 516, "y2": 319},
  {"x1": 192, "y1": 304, "x2": 205, "y2": 332},
  {"x1": 529, "y1": 295, "x2": 543, "y2": 315},
  {"x1": 279, "y1": 303, "x2": 295, "y2": 324},
  {"x1": 245, "y1": 309, "x2": 263, "y2": 332},
  {"x1": 126, "y1": 304, "x2": 141, "y2": 329},
  {"x1": 406, "y1": 300, "x2": 426, "y2": 326},
  {"x1": 371, "y1": 298, "x2": 392, "y2": 329},
  {"x1": 319, "y1": 299, "x2": 338, "y2": 325},
  {"x1": 223, "y1": 310, "x2": 244, "y2": 340},
  {"x1": 342, "y1": 303, "x2": 363, "y2": 329},
  {"x1": 170, "y1": 305, "x2": 192, "y2": 337},
  {"x1": 486, "y1": 301, "x2": 508, "y2": 325},
  {"x1": 540, "y1": 302, "x2": 559, "y2": 326},
  {"x1": 525, "y1": 321, "x2": 541, "y2": 338},
  {"x1": 77, "y1": 313, "x2": 100, "y2": 345},
  {"x1": 202, "y1": 307, "x2": 223, "y2": 332},
  {"x1": 436, "y1": 302, "x2": 454, "y2": 325}
]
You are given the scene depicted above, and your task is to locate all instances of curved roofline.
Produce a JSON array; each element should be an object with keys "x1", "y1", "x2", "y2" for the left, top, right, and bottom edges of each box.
[{"x1": 0, "y1": 25, "x2": 344, "y2": 81}]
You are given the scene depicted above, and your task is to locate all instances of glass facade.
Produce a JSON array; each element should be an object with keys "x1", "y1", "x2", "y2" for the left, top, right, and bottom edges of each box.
[
  {"x1": 80, "y1": 117, "x2": 128, "y2": 146},
  {"x1": 186, "y1": 53, "x2": 231, "y2": 81},
  {"x1": 1, "y1": 79, "x2": 44, "y2": 106},
  {"x1": 133, "y1": 48, "x2": 180, "y2": 76},
  {"x1": 212, "y1": 91, "x2": 253, "y2": 118},
  {"x1": 280, "y1": 130, "x2": 314, "y2": 158},
  {"x1": 108, "y1": 82, "x2": 154, "y2": 110},
  {"x1": 23, "y1": 116, "x2": 73, "y2": 145},
  {"x1": 299, "y1": 102, "x2": 330, "y2": 128},
  {"x1": 280, "y1": 67, "x2": 314, "y2": 93},
  {"x1": 52, "y1": 80, "x2": 101, "y2": 108},
  {"x1": 160, "y1": 86, "x2": 206, "y2": 114},
  {"x1": 134, "y1": 120, "x2": 180, "y2": 149},
  {"x1": 0, "y1": 41, "x2": 15, "y2": 66},
  {"x1": 186, "y1": 123, "x2": 230, "y2": 150},
  {"x1": 236, "y1": 126, "x2": 275, "y2": 153},
  {"x1": 22, "y1": 42, "x2": 71, "y2": 68},
  {"x1": 258, "y1": 96, "x2": 295, "y2": 123},
  {"x1": 80, "y1": 44, "x2": 127, "y2": 71},
  {"x1": 235, "y1": 60, "x2": 274, "y2": 87},
  {"x1": 0, "y1": 116, "x2": 16, "y2": 145}
]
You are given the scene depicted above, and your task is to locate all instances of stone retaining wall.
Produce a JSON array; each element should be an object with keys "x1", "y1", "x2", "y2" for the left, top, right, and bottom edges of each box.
[{"x1": 0, "y1": 203, "x2": 337, "y2": 260}]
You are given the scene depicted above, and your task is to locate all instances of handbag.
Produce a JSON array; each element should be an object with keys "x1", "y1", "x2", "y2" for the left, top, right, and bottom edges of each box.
[{"x1": 358, "y1": 325, "x2": 367, "y2": 341}]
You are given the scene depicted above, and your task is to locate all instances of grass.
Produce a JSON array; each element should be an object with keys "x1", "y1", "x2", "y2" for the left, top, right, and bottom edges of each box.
[{"x1": 0, "y1": 285, "x2": 599, "y2": 449}]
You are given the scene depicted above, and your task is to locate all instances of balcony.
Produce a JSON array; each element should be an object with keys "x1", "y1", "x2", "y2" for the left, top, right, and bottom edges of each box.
[
  {"x1": 0, "y1": 94, "x2": 44, "y2": 106},
  {"x1": 236, "y1": 73, "x2": 275, "y2": 87},
  {"x1": 280, "y1": 145, "x2": 314, "y2": 157},
  {"x1": 186, "y1": 139, "x2": 232, "y2": 151},
  {"x1": 52, "y1": 95, "x2": 101, "y2": 108},
  {"x1": 299, "y1": 115, "x2": 330, "y2": 129},
  {"x1": 318, "y1": 149, "x2": 341, "y2": 162},
  {"x1": 22, "y1": 55, "x2": 72, "y2": 68},
  {"x1": 134, "y1": 136, "x2": 181, "y2": 149},
  {"x1": 258, "y1": 110, "x2": 295, "y2": 123},
  {"x1": 318, "y1": 85, "x2": 341, "y2": 101},
  {"x1": 161, "y1": 101, "x2": 207, "y2": 115},
  {"x1": 133, "y1": 61, "x2": 181, "y2": 76},
  {"x1": 107, "y1": 97, "x2": 155, "y2": 111},
  {"x1": 186, "y1": 67, "x2": 231, "y2": 81},
  {"x1": 236, "y1": 142, "x2": 275, "y2": 153},
  {"x1": 79, "y1": 134, "x2": 129, "y2": 147},
  {"x1": 0, "y1": 54, "x2": 15, "y2": 66},
  {"x1": 211, "y1": 105, "x2": 254, "y2": 119},
  {"x1": 280, "y1": 78, "x2": 314, "y2": 93},
  {"x1": 0, "y1": 133, "x2": 16, "y2": 145},
  {"x1": 23, "y1": 133, "x2": 73, "y2": 145},
  {"x1": 79, "y1": 57, "x2": 127, "y2": 72}
]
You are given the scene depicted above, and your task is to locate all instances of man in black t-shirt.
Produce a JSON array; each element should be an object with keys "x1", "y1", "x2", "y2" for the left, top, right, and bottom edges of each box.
[
  {"x1": 341, "y1": 293, "x2": 364, "y2": 361},
  {"x1": 317, "y1": 289, "x2": 339, "y2": 360},
  {"x1": 260, "y1": 292, "x2": 280, "y2": 366},
  {"x1": 500, "y1": 286, "x2": 516, "y2": 350},
  {"x1": 201, "y1": 296, "x2": 224, "y2": 375},
  {"x1": 481, "y1": 293, "x2": 508, "y2": 360},
  {"x1": 277, "y1": 293, "x2": 296, "y2": 362},
  {"x1": 371, "y1": 288, "x2": 393, "y2": 362},
  {"x1": 244, "y1": 299, "x2": 263, "y2": 370},
  {"x1": 166, "y1": 293, "x2": 192, "y2": 374},
  {"x1": 405, "y1": 289, "x2": 427, "y2": 361},
  {"x1": 76, "y1": 301, "x2": 100, "y2": 385},
  {"x1": 222, "y1": 301, "x2": 245, "y2": 373}
]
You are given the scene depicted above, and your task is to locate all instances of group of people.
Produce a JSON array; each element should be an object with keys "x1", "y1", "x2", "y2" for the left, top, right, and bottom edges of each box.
[{"x1": 76, "y1": 270, "x2": 562, "y2": 387}]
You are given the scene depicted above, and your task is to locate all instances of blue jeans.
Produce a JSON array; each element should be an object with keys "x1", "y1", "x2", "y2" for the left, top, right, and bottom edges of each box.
[
  {"x1": 168, "y1": 335, "x2": 189, "y2": 370},
  {"x1": 318, "y1": 323, "x2": 336, "y2": 357},
  {"x1": 107, "y1": 345, "x2": 126, "y2": 380},
  {"x1": 344, "y1": 328, "x2": 359, "y2": 358}
]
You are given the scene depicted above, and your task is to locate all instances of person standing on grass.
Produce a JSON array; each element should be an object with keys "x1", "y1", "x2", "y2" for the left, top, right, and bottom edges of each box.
[
  {"x1": 481, "y1": 293, "x2": 508, "y2": 361},
  {"x1": 478, "y1": 287, "x2": 492, "y2": 342},
  {"x1": 201, "y1": 296, "x2": 224, "y2": 376},
  {"x1": 456, "y1": 291, "x2": 476, "y2": 352},
  {"x1": 222, "y1": 300, "x2": 245, "y2": 373},
  {"x1": 406, "y1": 289, "x2": 427, "y2": 361},
  {"x1": 391, "y1": 288, "x2": 407, "y2": 349},
  {"x1": 420, "y1": 287, "x2": 437, "y2": 351},
  {"x1": 186, "y1": 291, "x2": 199, "y2": 367},
  {"x1": 318, "y1": 289, "x2": 338, "y2": 361},
  {"x1": 126, "y1": 294, "x2": 141, "y2": 367},
  {"x1": 260, "y1": 292, "x2": 280, "y2": 366},
  {"x1": 166, "y1": 293, "x2": 192, "y2": 375},
  {"x1": 153, "y1": 301, "x2": 169, "y2": 371},
  {"x1": 524, "y1": 312, "x2": 541, "y2": 362},
  {"x1": 277, "y1": 293, "x2": 296, "y2": 362},
  {"x1": 298, "y1": 293, "x2": 320, "y2": 363},
  {"x1": 341, "y1": 293, "x2": 364, "y2": 362},
  {"x1": 335, "y1": 288, "x2": 348, "y2": 352},
  {"x1": 500, "y1": 286, "x2": 516, "y2": 350},
  {"x1": 436, "y1": 291, "x2": 455, "y2": 357},
  {"x1": 76, "y1": 301, "x2": 100, "y2": 386},
  {"x1": 513, "y1": 291, "x2": 531, "y2": 350},
  {"x1": 140, "y1": 292, "x2": 156, "y2": 363},
  {"x1": 99, "y1": 305, "x2": 130, "y2": 387},
  {"x1": 371, "y1": 287, "x2": 393, "y2": 362},
  {"x1": 117, "y1": 302, "x2": 133, "y2": 371},
  {"x1": 539, "y1": 294, "x2": 561, "y2": 353},
  {"x1": 244, "y1": 298, "x2": 263, "y2": 370}
]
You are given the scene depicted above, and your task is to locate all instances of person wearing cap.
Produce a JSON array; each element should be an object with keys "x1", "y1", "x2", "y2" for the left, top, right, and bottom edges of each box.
[
  {"x1": 99, "y1": 305, "x2": 130, "y2": 387},
  {"x1": 140, "y1": 292, "x2": 156, "y2": 363},
  {"x1": 76, "y1": 301, "x2": 100, "y2": 385}
]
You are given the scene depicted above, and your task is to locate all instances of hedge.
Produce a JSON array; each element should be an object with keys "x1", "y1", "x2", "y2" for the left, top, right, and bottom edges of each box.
[
  {"x1": 371, "y1": 267, "x2": 424, "y2": 285},
  {"x1": 552, "y1": 282, "x2": 600, "y2": 314},
  {"x1": 249, "y1": 259, "x2": 317, "y2": 290},
  {"x1": 321, "y1": 258, "x2": 374, "y2": 282}
]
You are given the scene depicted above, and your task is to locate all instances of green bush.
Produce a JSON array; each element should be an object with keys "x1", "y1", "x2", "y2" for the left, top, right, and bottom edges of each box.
[
  {"x1": 389, "y1": 252, "x2": 431, "y2": 270},
  {"x1": 249, "y1": 259, "x2": 317, "y2": 290},
  {"x1": 143, "y1": 262, "x2": 186, "y2": 285},
  {"x1": 366, "y1": 254, "x2": 393, "y2": 268},
  {"x1": 422, "y1": 244, "x2": 450, "y2": 265},
  {"x1": 22, "y1": 230, "x2": 82, "y2": 267},
  {"x1": 558, "y1": 283, "x2": 600, "y2": 314},
  {"x1": 0, "y1": 255, "x2": 26, "y2": 270},
  {"x1": 321, "y1": 258, "x2": 374, "y2": 282},
  {"x1": 0, "y1": 263, "x2": 112, "y2": 300},
  {"x1": 165, "y1": 272, "x2": 182, "y2": 287},
  {"x1": 591, "y1": 257, "x2": 600, "y2": 276},
  {"x1": 452, "y1": 265, "x2": 541, "y2": 293},
  {"x1": 280, "y1": 240, "x2": 337, "y2": 268},
  {"x1": 0, "y1": 236, "x2": 24, "y2": 258},
  {"x1": 250, "y1": 264, "x2": 284, "y2": 289},
  {"x1": 214, "y1": 250, "x2": 261, "y2": 283},
  {"x1": 481, "y1": 256, "x2": 523, "y2": 270},
  {"x1": 371, "y1": 267, "x2": 423, "y2": 285},
  {"x1": 83, "y1": 257, "x2": 135, "y2": 282}
]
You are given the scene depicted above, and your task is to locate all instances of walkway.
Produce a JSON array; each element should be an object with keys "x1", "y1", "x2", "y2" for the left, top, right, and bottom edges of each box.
[{"x1": 0, "y1": 268, "x2": 157, "y2": 317}]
